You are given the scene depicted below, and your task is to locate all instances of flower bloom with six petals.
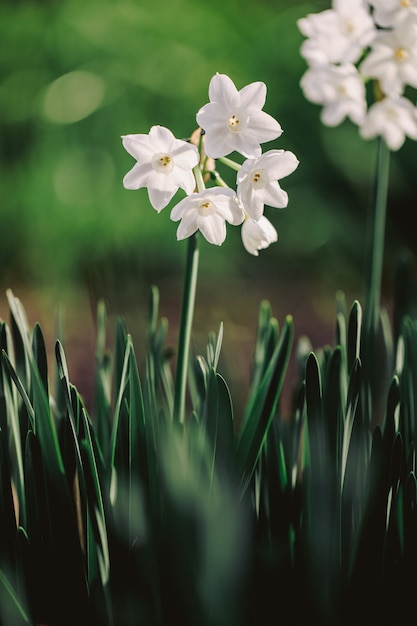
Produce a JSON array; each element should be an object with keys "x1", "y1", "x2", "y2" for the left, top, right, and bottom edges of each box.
[
  {"x1": 241, "y1": 215, "x2": 278, "y2": 256},
  {"x1": 360, "y1": 18, "x2": 417, "y2": 95},
  {"x1": 367, "y1": 0, "x2": 417, "y2": 28},
  {"x1": 300, "y1": 63, "x2": 367, "y2": 126},
  {"x1": 196, "y1": 73, "x2": 282, "y2": 159},
  {"x1": 360, "y1": 95, "x2": 417, "y2": 150},
  {"x1": 170, "y1": 187, "x2": 244, "y2": 246},
  {"x1": 122, "y1": 125, "x2": 199, "y2": 212},
  {"x1": 237, "y1": 150, "x2": 299, "y2": 221}
]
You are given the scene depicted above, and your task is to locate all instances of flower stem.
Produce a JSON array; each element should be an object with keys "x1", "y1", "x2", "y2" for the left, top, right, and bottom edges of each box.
[
  {"x1": 218, "y1": 156, "x2": 242, "y2": 172},
  {"x1": 173, "y1": 232, "x2": 200, "y2": 424},
  {"x1": 364, "y1": 137, "x2": 390, "y2": 340},
  {"x1": 172, "y1": 164, "x2": 205, "y2": 425}
]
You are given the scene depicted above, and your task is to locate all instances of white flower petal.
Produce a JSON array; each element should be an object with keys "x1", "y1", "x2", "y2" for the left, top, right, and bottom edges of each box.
[
  {"x1": 122, "y1": 134, "x2": 154, "y2": 161},
  {"x1": 239, "y1": 81, "x2": 266, "y2": 111},
  {"x1": 208, "y1": 73, "x2": 238, "y2": 109},
  {"x1": 241, "y1": 216, "x2": 278, "y2": 256},
  {"x1": 258, "y1": 182, "x2": 288, "y2": 209},
  {"x1": 122, "y1": 162, "x2": 152, "y2": 189},
  {"x1": 247, "y1": 111, "x2": 283, "y2": 143},
  {"x1": 148, "y1": 186, "x2": 176, "y2": 212},
  {"x1": 198, "y1": 213, "x2": 227, "y2": 245},
  {"x1": 176, "y1": 211, "x2": 199, "y2": 240}
]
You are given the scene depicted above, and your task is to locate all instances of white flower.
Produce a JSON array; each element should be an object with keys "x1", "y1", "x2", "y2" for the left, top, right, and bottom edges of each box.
[
  {"x1": 122, "y1": 125, "x2": 199, "y2": 212},
  {"x1": 359, "y1": 96, "x2": 417, "y2": 150},
  {"x1": 300, "y1": 64, "x2": 367, "y2": 127},
  {"x1": 360, "y1": 20, "x2": 417, "y2": 95},
  {"x1": 241, "y1": 215, "x2": 278, "y2": 256},
  {"x1": 170, "y1": 187, "x2": 244, "y2": 245},
  {"x1": 367, "y1": 0, "x2": 417, "y2": 28},
  {"x1": 237, "y1": 150, "x2": 299, "y2": 221},
  {"x1": 297, "y1": 1, "x2": 375, "y2": 66},
  {"x1": 196, "y1": 73, "x2": 282, "y2": 160}
]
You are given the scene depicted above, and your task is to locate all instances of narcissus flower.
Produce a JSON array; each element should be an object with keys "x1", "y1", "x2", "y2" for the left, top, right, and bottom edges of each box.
[
  {"x1": 300, "y1": 64, "x2": 367, "y2": 126},
  {"x1": 196, "y1": 73, "x2": 282, "y2": 160},
  {"x1": 241, "y1": 215, "x2": 278, "y2": 256},
  {"x1": 359, "y1": 95, "x2": 417, "y2": 150},
  {"x1": 170, "y1": 187, "x2": 244, "y2": 245},
  {"x1": 237, "y1": 150, "x2": 299, "y2": 221},
  {"x1": 367, "y1": 0, "x2": 417, "y2": 28},
  {"x1": 360, "y1": 19, "x2": 417, "y2": 95},
  {"x1": 122, "y1": 125, "x2": 199, "y2": 212},
  {"x1": 297, "y1": 1, "x2": 375, "y2": 66}
]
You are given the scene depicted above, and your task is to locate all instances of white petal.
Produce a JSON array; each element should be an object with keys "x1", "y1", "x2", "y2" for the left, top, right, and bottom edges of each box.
[
  {"x1": 148, "y1": 186, "x2": 176, "y2": 212},
  {"x1": 247, "y1": 110, "x2": 283, "y2": 143},
  {"x1": 198, "y1": 213, "x2": 227, "y2": 245},
  {"x1": 170, "y1": 195, "x2": 195, "y2": 221},
  {"x1": 122, "y1": 134, "x2": 154, "y2": 161},
  {"x1": 203, "y1": 127, "x2": 235, "y2": 159},
  {"x1": 208, "y1": 73, "x2": 238, "y2": 109},
  {"x1": 122, "y1": 162, "x2": 152, "y2": 189},
  {"x1": 176, "y1": 211, "x2": 199, "y2": 240},
  {"x1": 258, "y1": 181, "x2": 288, "y2": 209},
  {"x1": 148, "y1": 125, "x2": 176, "y2": 152},
  {"x1": 238, "y1": 81, "x2": 266, "y2": 111},
  {"x1": 259, "y1": 150, "x2": 299, "y2": 180}
]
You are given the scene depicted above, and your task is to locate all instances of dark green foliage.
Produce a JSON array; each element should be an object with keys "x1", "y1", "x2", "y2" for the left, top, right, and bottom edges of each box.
[{"x1": 1, "y1": 267, "x2": 417, "y2": 624}]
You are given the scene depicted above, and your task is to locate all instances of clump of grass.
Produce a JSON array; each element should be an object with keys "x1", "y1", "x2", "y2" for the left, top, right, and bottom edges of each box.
[{"x1": 0, "y1": 251, "x2": 416, "y2": 625}]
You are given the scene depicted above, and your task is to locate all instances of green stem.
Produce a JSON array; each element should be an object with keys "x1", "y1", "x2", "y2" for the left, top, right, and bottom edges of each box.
[
  {"x1": 364, "y1": 137, "x2": 390, "y2": 339},
  {"x1": 172, "y1": 164, "x2": 204, "y2": 425},
  {"x1": 218, "y1": 156, "x2": 242, "y2": 172}
]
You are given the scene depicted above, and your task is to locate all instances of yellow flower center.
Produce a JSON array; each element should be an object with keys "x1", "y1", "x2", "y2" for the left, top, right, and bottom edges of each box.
[
  {"x1": 400, "y1": 0, "x2": 411, "y2": 7},
  {"x1": 198, "y1": 200, "x2": 216, "y2": 216},
  {"x1": 152, "y1": 153, "x2": 174, "y2": 173},
  {"x1": 228, "y1": 114, "x2": 241, "y2": 132},
  {"x1": 395, "y1": 47, "x2": 409, "y2": 61}
]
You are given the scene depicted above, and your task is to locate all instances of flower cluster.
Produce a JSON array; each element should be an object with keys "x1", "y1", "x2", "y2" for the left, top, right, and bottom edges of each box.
[
  {"x1": 122, "y1": 73, "x2": 298, "y2": 254},
  {"x1": 298, "y1": 0, "x2": 417, "y2": 150}
]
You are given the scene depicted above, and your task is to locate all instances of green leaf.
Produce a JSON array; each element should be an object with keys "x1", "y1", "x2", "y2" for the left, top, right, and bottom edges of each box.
[
  {"x1": 0, "y1": 568, "x2": 30, "y2": 625},
  {"x1": 236, "y1": 315, "x2": 293, "y2": 494}
]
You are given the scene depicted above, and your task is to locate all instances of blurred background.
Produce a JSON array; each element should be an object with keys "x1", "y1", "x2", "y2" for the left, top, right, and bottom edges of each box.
[{"x1": 1, "y1": 0, "x2": 416, "y2": 413}]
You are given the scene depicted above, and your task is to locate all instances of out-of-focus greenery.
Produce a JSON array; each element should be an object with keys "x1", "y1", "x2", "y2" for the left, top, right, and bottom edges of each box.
[{"x1": 1, "y1": 0, "x2": 416, "y2": 297}]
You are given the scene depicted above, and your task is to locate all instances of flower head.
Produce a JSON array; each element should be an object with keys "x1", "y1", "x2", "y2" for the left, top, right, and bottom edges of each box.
[
  {"x1": 368, "y1": 0, "x2": 417, "y2": 28},
  {"x1": 241, "y1": 215, "x2": 278, "y2": 256},
  {"x1": 122, "y1": 125, "x2": 199, "y2": 211},
  {"x1": 360, "y1": 19, "x2": 417, "y2": 95},
  {"x1": 297, "y1": 2, "x2": 375, "y2": 66},
  {"x1": 196, "y1": 73, "x2": 282, "y2": 160},
  {"x1": 359, "y1": 95, "x2": 417, "y2": 150},
  {"x1": 300, "y1": 64, "x2": 367, "y2": 126},
  {"x1": 237, "y1": 150, "x2": 299, "y2": 221},
  {"x1": 170, "y1": 187, "x2": 244, "y2": 245}
]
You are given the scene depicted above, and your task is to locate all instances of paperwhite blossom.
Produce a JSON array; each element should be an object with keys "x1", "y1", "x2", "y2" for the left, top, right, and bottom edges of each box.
[
  {"x1": 367, "y1": 0, "x2": 417, "y2": 28},
  {"x1": 297, "y1": 1, "x2": 375, "y2": 66},
  {"x1": 241, "y1": 216, "x2": 278, "y2": 256},
  {"x1": 196, "y1": 73, "x2": 282, "y2": 160},
  {"x1": 359, "y1": 95, "x2": 417, "y2": 150},
  {"x1": 170, "y1": 187, "x2": 244, "y2": 245},
  {"x1": 300, "y1": 64, "x2": 367, "y2": 126},
  {"x1": 360, "y1": 19, "x2": 417, "y2": 95},
  {"x1": 237, "y1": 150, "x2": 299, "y2": 221},
  {"x1": 122, "y1": 125, "x2": 199, "y2": 212}
]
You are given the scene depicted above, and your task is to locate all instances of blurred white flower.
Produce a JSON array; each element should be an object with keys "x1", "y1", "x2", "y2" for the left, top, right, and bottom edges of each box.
[
  {"x1": 241, "y1": 215, "x2": 278, "y2": 256},
  {"x1": 360, "y1": 19, "x2": 417, "y2": 95},
  {"x1": 359, "y1": 95, "x2": 417, "y2": 150},
  {"x1": 237, "y1": 150, "x2": 299, "y2": 221},
  {"x1": 170, "y1": 187, "x2": 244, "y2": 245},
  {"x1": 297, "y1": 1, "x2": 375, "y2": 66},
  {"x1": 300, "y1": 64, "x2": 367, "y2": 126},
  {"x1": 196, "y1": 73, "x2": 282, "y2": 159},
  {"x1": 368, "y1": 0, "x2": 417, "y2": 28},
  {"x1": 122, "y1": 125, "x2": 199, "y2": 212}
]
